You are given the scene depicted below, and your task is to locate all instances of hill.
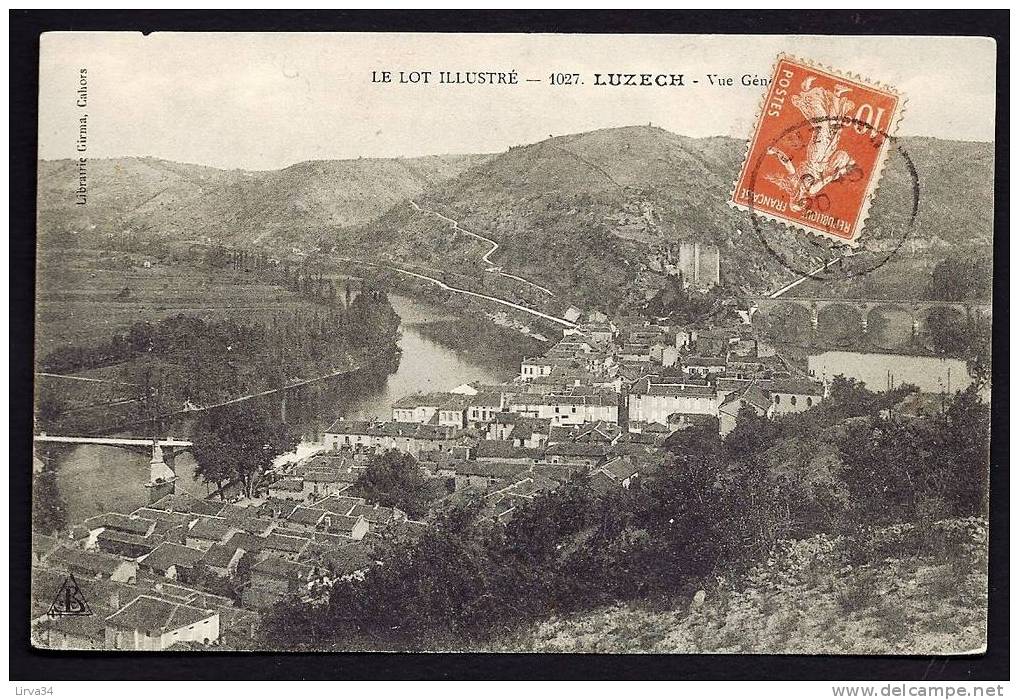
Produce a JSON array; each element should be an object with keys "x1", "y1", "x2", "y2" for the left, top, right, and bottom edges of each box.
[
  {"x1": 37, "y1": 153, "x2": 492, "y2": 250},
  {"x1": 510, "y1": 518, "x2": 987, "y2": 655},
  {"x1": 351, "y1": 126, "x2": 993, "y2": 310}
]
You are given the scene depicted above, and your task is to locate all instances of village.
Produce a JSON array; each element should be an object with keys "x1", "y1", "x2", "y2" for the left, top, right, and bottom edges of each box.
[{"x1": 31, "y1": 304, "x2": 832, "y2": 651}]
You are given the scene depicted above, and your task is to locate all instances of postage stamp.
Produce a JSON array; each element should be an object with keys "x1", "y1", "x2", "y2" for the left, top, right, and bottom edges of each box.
[{"x1": 730, "y1": 54, "x2": 905, "y2": 247}]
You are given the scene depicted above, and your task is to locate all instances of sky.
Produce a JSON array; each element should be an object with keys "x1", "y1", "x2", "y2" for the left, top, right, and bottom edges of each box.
[{"x1": 39, "y1": 32, "x2": 997, "y2": 171}]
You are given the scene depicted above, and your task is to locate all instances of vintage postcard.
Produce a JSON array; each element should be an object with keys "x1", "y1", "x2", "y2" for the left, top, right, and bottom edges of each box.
[{"x1": 30, "y1": 32, "x2": 995, "y2": 655}]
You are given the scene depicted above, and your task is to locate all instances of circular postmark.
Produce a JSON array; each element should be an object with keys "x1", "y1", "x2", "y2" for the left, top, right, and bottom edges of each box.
[{"x1": 744, "y1": 115, "x2": 920, "y2": 283}]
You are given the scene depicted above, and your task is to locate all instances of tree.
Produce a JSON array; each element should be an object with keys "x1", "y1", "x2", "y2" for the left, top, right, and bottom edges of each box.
[
  {"x1": 191, "y1": 404, "x2": 297, "y2": 499},
  {"x1": 33, "y1": 464, "x2": 68, "y2": 535},
  {"x1": 353, "y1": 450, "x2": 430, "y2": 519}
]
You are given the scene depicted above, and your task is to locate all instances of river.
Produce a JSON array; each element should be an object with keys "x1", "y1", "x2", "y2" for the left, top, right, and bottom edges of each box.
[
  {"x1": 807, "y1": 350, "x2": 975, "y2": 394},
  {"x1": 47, "y1": 295, "x2": 514, "y2": 525}
]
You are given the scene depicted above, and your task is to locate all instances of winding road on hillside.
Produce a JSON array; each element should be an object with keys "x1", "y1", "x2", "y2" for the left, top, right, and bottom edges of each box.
[
  {"x1": 409, "y1": 200, "x2": 555, "y2": 296},
  {"x1": 336, "y1": 255, "x2": 577, "y2": 329},
  {"x1": 768, "y1": 256, "x2": 845, "y2": 299}
]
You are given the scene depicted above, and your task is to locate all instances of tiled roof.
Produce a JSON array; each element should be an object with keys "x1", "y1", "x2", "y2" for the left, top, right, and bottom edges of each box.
[
  {"x1": 187, "y1": 516, "x2": 235, "y2": 542},
  {"x1": 106, "y1": 595, "x2": 215, "y2": 634},
  {"x1": 140, "y1": 542, "x2": 206, "y2": 572},
  {"x1": 287, "y1": 507, "x2": 327, "y2": 527},
  {"x1": 597, "y1": 456, "x2": 640, "y2": 481},
  {"x1": 251, "y1": 555, "x2": 314, "y2": 581},
  {"x1": 320, "y1": 513, "x2": 366, "y2": 532},
  {"x1": 262, "y1": 532, "x2": 311, "y2": 553},
  {"x1": 474, "y1": 440, "x2": 543, "y2": 460},
  {"x1": 132, "y1": 508, "x2": 196, "y2": 528},
  {"x1": 270, "y1": 478, "x2": 304, "y2": 492},
  {"x1": 544, "y1": 443, "x2": 607, "y2": 457},
  {"x1": 313, "y1": 495, "x2": 365, "y2": 516},
  {"x1": 83, "y1": 512, "x2": 155, "y2": 537},
  {"x1": 762, "y1": 377, "x2": 824, "y2": 396},
  {"x1": 467, "y1": 392, "x2": 504, "y2": 407},
  {"x1": 47, "y1": 546, "x2": 132, "y2": 576},
  {"x1": 455, "y1": 461, "x2": 527, "y2": 480}
]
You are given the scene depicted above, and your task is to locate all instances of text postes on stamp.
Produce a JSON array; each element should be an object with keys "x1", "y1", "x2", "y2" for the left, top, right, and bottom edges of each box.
[{"x1": 731, "y1": 55, "x2": 904, "y2": 247}]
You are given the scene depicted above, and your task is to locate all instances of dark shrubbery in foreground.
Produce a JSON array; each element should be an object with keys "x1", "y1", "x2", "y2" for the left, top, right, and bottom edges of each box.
[{"x1": 260, "y1": 379, "x2": 989, "y2": 650}]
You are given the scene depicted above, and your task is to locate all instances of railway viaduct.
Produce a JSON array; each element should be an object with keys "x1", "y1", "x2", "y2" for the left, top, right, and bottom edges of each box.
[{"x1": 748, "y1": 297, "x2": 992, "y2": 349}]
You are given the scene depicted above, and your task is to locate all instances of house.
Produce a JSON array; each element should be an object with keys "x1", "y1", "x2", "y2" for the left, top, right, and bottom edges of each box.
[
  {"x1": 185, "y1": 516, "x2": 240, "y2": 551},
  {"x1": 543, "y1": 442, "x2": 607, "y2": 468},
  {"x1": 507, "y1": 392, "x2": 619, "y2": 426},
  {"x1": 472, "y1": 439, "x2": 544, "y2": 463},
  {"x1": 260, "y1": 532, "x2": 311, "y2": 561},
  {"x1": 242, "y1": 556, "x2": 317, "y2": 610},
  {"x1": 45, "y1": 546, "x2": 139, "y2": 584},
  {"x1": 267, "y1": 477, "x2": 305, "y2": 501},
  {"x1": 105, "y1": 595, "x2": 219, "y2": 650},
  {"x1": 257, "y1": 497, "x2": 298, "y2": 520},
  {"x1": 563, "y1": 305, "x2": 583, "y2": 323},
  {"x1": 313, "y1": 495, "x2": 366, "y2": 517},
  {"x1": 77, "y1": 512, "x2": 157, "y2": 549},
  {"x1": 466, "y1": 392, "x2": 505, "y2": 425},
  {"x1": 683, "y1": 356, "x2": 728, "y2": 377},
  {"x1": 201, "y1": 543, "x2": 249, "y2": 579},
  {"x1": 302, "y1": 470, "x2": 347, "y2": 499},
  {"x1": 576, "y1": 322, "x2": 614, "y2": 345},
  {"x1": 437, "y1": 395, "x2": 470, "y2": 428},
  {"x1": 762, "y1": 377, "x2": 825, "y2": 415},
  {"x1": 666, "y1": 411, "x2": 717, "y2": 433},
  {"x1": 718, "y1": 382, "x2": 775, "y2": 437},
  {"x1": 390, "y1": 392, "x2": 450, "y2": 424},
  {"x1": 201, "y1": 532, "x2": 262, "y2": 578},
  {"x1": 347, "y1": 504, "x2": 404, "y2": 527},
  {"x1": 452, "y1": 461, "x2": 526, "y2": 490},
  {"x1": 589, "y1": 456, "x2": 641, "y2": 492},
  {"x1": 138, "y1": 542, "x2": 206, "y2": 582},
  {"x1": 506, "y1": 416, "x2": 552, "y2": 448},
  {"x1": 31, "y1": 568, "x2": 135, "y2": 650},
  {"x1": 520, "y1": 357, "x2": 554, "y2": 381},
  {"x1": 322, "y1": 419, "x2": 456, "y2": 457},
  {"x1": 94, "y1": 530, "x2": 158, "y2": 559},
  {"x1": 627, "y1": 377, "x2": 718, "y2": 425},
  {"x1": 286, "y1": 507, "x2": 328, "y2": 532},
  {"x1": 318, "y1": 513, "x2": 370, "y2": 540}
]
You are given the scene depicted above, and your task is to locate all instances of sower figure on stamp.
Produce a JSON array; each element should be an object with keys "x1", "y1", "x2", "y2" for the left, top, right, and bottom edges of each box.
[{"x1": 765, "y1": 77, "x2": 857, "y2": 212}]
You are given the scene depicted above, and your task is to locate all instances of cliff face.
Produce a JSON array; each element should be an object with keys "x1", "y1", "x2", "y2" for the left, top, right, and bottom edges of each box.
[{"x1": 509, "y1": 518, "x2": 987, "y2": 654}]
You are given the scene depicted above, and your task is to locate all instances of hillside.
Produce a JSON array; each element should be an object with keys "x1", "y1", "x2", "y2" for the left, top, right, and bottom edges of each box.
[
  {"x1": 510, "y1": 518, "x2": 988, "y2": 655},
  {"x1": 37, "y1": 153, "x2": 492, "y2": 250},
  {"x1": 352, "y1": 126, "x2": 993, "y2": 310}
]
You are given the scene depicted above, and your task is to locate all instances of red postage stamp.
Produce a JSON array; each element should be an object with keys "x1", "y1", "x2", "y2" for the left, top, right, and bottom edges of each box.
[{"x1": 730, "y1": 55, "x2": 905, "y2": 247}]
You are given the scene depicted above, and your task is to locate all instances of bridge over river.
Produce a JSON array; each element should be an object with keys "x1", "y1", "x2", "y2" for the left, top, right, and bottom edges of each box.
[{"x1": 748, "y1": 296, "x2": 992, "y2": 350}]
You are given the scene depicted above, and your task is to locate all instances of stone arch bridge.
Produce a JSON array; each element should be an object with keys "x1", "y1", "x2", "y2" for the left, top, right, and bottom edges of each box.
[{"x1": 748, "y1": 297, "x2": 992, "y2": 350}]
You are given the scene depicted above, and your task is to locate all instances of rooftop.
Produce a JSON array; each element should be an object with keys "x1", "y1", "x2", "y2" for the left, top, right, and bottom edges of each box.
[{"x1": 106, "y1": 595, "x2": 216, "y2": 635}]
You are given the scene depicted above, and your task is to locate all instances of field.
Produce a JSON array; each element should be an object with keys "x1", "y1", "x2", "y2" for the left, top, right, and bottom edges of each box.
[{"x1": 35, "y1": 248, "x2": 321, "y2": 357}]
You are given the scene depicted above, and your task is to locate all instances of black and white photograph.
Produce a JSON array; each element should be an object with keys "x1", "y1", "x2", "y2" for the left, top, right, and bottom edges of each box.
[{"x1": 20, "y1": 23, "x2": 1001, "y2": 669}]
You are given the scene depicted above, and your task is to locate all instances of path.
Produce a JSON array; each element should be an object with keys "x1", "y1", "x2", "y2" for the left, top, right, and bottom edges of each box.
[
  {"x1": 409, "y1": 201, "x2": 555, "y2": 296},
  {"x1": 36, "y1": 372, "x2": 138, "y2": 386},
  {"x1": 338, "y1": 256, "x2": 577, "y2": 329},
  {"x1": 768, "y1": 256, "x2": 845, "y2": 299}
]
